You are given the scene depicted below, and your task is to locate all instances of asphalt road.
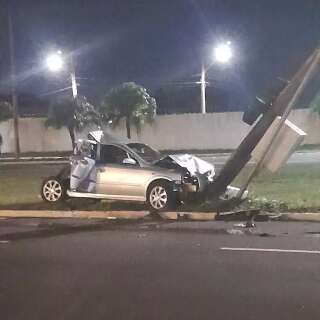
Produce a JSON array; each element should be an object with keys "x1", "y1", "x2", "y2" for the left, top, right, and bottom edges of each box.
[
  {"x1": 1, "y1": 219, "x2": 320, "y2": 320},
  {"x1": 1, "y1": 149, "x2": 320, "y2": 167},
  {"x1": 200, "y1": 149, "x2": 320, "y2": 166}
]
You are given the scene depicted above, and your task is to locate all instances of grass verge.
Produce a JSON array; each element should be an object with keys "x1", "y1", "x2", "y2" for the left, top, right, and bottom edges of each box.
[
  {"x1": 233, "y1": 163, "x2": 320, "y2": 212},
  {"x1": 0, "y1": 163, "x2": 319, "y2": 212}
]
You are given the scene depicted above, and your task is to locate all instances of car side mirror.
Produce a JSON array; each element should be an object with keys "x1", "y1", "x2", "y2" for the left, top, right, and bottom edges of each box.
[{"x1": 122, "y1": 158, "x2": 137, "y2": 166}]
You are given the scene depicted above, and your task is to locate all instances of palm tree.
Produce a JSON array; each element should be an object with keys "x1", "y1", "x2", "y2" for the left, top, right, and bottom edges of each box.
[
  {"x1": 100, "y1": 82, "x2": 156, "y2": 139},
  {"x1": 45, "y1": 96, "x2": 100, "y2": 149}
]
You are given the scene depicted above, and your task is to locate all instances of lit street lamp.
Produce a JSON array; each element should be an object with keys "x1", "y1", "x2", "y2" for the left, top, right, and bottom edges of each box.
[
  {"x1": 46, "y1": 50, "x2": 78, "y2": 99},
  {"x1": 46, "y1": 52, "x2": 63, "y2": 72},
  {"x1": 214, "y1": 42, "x2": 233, "y2": 64},
  {"x1": 201, "y1": 41, "x2": 233, "y2": 114}
]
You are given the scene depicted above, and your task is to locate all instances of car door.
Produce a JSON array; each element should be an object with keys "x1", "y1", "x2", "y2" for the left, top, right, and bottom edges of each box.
[
  {"x1": 70, "y1": 140, "x2": 97, "y2": 193},
  {"x1": 96, "y1": 145, "x2": 150, "y2": 200}
]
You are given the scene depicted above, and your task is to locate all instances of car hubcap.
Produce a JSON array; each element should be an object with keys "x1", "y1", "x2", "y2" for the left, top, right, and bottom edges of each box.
[
  {"x1": 43, "y1": 180, "x2": 62, "y2": 202},
  {"x1": 150, "y1": 186, "x2": 168, "y2": 209}
]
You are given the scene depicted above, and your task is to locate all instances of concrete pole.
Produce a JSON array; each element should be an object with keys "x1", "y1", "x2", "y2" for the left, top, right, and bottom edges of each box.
[
  {"x1": 205, "y1": 48, "x2": 320, "y2": 201},
  {"x1": 8, "y1": 6, "x2": 20, "y2": 157},
  {"x1": 69, "y1": 55, "x2": 78, "y2": 99},
  {"x1": 201, "y1": 64, "x2": 206, "y2": 114},
  {"x1": 237, "y1": 48, "x2": 320, "y2": 199},
  {"x1": 70, "y1": 71, "x2": 78, "y2": 99}
]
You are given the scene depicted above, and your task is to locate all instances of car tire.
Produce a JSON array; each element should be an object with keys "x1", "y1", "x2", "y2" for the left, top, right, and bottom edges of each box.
[
  {"x1": 147, "y1": 181, "x2": 176, "y2": 213},
  {"x1": 41, "y1": 176, "x2": 67, "y2": 203}
]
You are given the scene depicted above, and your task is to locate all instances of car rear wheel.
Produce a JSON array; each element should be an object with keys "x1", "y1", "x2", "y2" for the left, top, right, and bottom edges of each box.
[
  {"x1": 147, "y1": 181, "x2": 176, "y2": 213},
  {"x1": 41, "y1": 177, "x2": 67, "y2": 203}
]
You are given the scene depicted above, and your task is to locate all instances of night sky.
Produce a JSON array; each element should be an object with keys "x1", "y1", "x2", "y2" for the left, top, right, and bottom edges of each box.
[{"x1": 1, "y1": 0, "x2": 320, "y2": 111}]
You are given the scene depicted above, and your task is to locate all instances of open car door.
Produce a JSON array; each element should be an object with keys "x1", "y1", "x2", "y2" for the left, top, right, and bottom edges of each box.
[{"x1": 70, "y1": 140, "x2": 97, "y2": 193}]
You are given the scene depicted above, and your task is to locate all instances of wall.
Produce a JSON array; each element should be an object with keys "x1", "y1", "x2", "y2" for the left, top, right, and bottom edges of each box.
[
  {"x1": 104, "y1": 112, "x2": 250, "y2": 150},
  {"x1": 0, "y1": 109, "x2": 319, "y2": 153},
  {"x1": 0, "y1": 118, "x2": 72, "y2": 153}
]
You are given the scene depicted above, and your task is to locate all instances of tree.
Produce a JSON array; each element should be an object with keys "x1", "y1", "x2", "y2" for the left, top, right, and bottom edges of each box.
[
  {"x1": 45, "y1": 97, "x2": 100, "y2": 149},
  {"x1": 100, "y1": 82, "x2": 156, "y2": 139},
  {"x1": 0, "y1": 100, "x2": 12, "y2": 123}
]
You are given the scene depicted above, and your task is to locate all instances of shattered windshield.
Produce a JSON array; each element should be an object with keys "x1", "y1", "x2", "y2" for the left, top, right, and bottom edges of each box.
[{"x1": 127, "y1": 143, "x2": 161, "y2": 163}]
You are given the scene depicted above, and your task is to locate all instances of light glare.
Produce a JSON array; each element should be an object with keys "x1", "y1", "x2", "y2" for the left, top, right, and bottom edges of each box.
[
  {"x1": 46, "y1": 53, "x2": 63, "y2": 72},
  {"x1": 214, "y1": 43, "x2": 232, "y2": 64}
]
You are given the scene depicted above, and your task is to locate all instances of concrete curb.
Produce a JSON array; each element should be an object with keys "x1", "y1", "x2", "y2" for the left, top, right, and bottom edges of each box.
[
  {"x1": 0, "y1": 210, "x2": 148, "y2": 220},
  {"x1": 1, "y1": 210, "x2": 299, "y2": 222},
  {"x1": 159, "y1": 212, "x2": 217, "y2": 221},
  {"x1": 0, "y1": 210, "x2": 278, "y2": 222},
  {"x1": 277, "y1": 212, "x2": 320, "y2": 222},
  {"x1": 0, "y1": 210, "x2": 219, "y2": 221}
]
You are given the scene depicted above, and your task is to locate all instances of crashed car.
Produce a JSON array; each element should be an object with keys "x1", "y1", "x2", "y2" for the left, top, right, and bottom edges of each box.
[{"x1": 41, "y1": 130, "x2": 247, "y2": 212}]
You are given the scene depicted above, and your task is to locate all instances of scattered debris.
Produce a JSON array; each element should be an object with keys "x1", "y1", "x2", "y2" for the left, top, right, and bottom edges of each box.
[
  {"x1": 138, "y1": 233, "x2": 147, "y2": 238},
  {"x1": 227, "y1": 229, "x2": 244, "y2": 235}
]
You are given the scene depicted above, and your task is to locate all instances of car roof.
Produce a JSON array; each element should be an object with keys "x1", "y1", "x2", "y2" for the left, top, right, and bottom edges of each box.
[
  {"x1": 88, "y1": 130, "x2": 139, "y2": 145},
  {"x1": 86, "y1": 130, "x2": 150, "y2": 166}
]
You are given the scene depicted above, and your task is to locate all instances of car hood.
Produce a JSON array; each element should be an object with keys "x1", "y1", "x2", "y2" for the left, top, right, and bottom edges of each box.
[
  {"x1": 155, "y1": 153, "x2": 215, "y2": 189},
  {"x1": 166, "y1": 154, "x2": 215, "y2": 177}
]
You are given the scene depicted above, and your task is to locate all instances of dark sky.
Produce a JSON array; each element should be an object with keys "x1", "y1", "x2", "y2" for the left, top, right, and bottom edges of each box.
[{"x1": 1, "y1": 0, "x2": 320, "y2": 108}]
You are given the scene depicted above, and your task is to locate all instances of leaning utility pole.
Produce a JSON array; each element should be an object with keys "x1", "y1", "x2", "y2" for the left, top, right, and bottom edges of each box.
[
  {"x1": 205, "y1": 48, "x2": 320, "y2": 201},
  {"x1": 7, "y1": 5, "x2": 20, "y2": 157}
]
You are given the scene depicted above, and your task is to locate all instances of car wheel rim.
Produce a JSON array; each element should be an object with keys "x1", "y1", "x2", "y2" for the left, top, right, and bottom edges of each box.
[
  {"x1": 43, "y1": 180, "x2": 62, "y2": 202},
  {"x1": 150, "y1": 186, "x2": 168, "y2": 209}
]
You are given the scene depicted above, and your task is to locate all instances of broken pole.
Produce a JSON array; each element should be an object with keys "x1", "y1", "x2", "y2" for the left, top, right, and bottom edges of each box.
[{"x1": 205, "y1": 49, "x2": 320, "y2": 201}]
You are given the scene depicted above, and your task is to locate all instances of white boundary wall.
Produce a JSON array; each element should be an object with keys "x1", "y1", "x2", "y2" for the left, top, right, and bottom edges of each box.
[{"x1": 0, "y1": 109, "x2": 319, "y2": 153}]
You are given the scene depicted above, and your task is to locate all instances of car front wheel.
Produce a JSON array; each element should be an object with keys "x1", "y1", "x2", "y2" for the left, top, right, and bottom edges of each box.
[
  {"x1": 147, "y1": 181, "x2": 176, "y2": 213},
  {"x1": 41, "y1": 177, "x2": 67, "y2": 203}
]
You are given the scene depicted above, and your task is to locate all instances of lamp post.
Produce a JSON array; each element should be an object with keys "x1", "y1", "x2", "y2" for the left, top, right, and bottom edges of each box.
[
  {"x1": 46, "y1": 51, "x2": 78, "y2": 99},
  {"x1": 7, "y1": 5, "x2": 20, "y2": 157},
  {"x1": 200, "y1": 41, "x2": 233, "y2": 114}
]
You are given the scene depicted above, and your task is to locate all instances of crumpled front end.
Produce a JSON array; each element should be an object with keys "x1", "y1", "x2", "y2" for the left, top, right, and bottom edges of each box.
[
  {"x1": 156, "y1": 154, "x2": 214, "y2": 197},
  {"x1": 156, "y1": 153, "x2": 248, "y2": 203}
]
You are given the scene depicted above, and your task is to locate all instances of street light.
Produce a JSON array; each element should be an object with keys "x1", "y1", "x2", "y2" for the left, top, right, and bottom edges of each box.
[
  {"x1": 201, "y1": 41, "x2": 233, "y2": 114},
  {"x1": 45, "y1": 50, "x2": 78, "y2": 99}
]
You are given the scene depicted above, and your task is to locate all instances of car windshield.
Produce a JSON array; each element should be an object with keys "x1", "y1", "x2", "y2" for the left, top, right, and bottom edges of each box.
[{"x1": 127, "y1": 143, "x2": 161, "y2": 163}]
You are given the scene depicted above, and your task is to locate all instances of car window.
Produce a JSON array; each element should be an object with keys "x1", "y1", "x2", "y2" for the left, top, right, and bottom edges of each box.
[
  {"x1": 74, "y1": 140, "x2": 97, "y2": 160},
  {"x1": 127, "y1": 143, "x2": 161, "y2": 163},
  {"x1": 100, "y1": 145, "x2": 128, "y2": 164}
]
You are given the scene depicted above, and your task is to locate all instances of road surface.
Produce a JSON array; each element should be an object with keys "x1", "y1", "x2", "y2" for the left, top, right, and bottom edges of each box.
[
  {"x1": 0, "y1": 218, "x2": 320, "y2": 319},
  {"x1": 1, "y1": 149, "x2": 320, "y2": 166},
  {"x1": 200, "y1": 149, "x2": 320, "y2": 166}
]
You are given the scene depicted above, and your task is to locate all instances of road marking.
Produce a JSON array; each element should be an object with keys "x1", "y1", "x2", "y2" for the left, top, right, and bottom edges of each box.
[
  {"x1": 0, "y1": 241, "x2": 10, "y2": 244},
  {"x1": 220, "y1": 247, "x2": 320, "y2": 254}
]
